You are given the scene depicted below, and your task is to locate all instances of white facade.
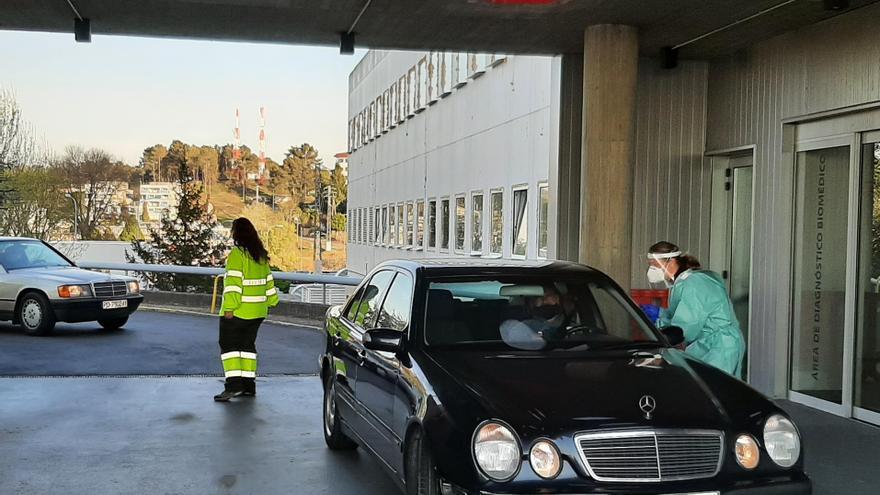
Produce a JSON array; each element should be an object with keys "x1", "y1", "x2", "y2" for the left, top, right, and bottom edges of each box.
[
  {"x1": 346, "y1": 50, "x2": 559, "y2": 275},
  {"x1": 138, "y1": 182, "x2": 180, "y2": 222}
]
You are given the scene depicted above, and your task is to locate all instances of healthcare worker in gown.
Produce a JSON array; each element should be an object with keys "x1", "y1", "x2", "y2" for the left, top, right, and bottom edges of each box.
[{"x1": 646, "y1": 241, "x2": 746, "y2": 378}]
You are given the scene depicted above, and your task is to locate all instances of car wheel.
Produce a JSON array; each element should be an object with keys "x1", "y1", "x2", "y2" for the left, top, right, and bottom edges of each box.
[
  {"x1": 323, "y1": 375, "x2": 357, "y2": 450},
  {"x1": 405, "y1": 429, "x2": 441, "y2": 495},
  {"x1": 19, "y1": 292, "x2": 56, "y2": 336},
  {"x1": 98, "y1": 317, "x2": 128, "y2": 330}
]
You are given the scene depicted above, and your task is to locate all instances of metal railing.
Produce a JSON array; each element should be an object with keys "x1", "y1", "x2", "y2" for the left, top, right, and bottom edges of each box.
[{"x1": 76, "y1": 261, "x2": 363, "y2": 311}]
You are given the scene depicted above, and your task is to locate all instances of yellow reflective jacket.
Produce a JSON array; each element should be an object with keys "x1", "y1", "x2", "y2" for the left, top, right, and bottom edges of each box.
[{"x1": 220, "y1": 247, "x2": 279, "y2": 319}]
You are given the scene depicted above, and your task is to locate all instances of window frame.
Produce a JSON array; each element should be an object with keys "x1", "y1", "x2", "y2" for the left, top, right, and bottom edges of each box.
[
  {"x1": 511, "y1": 184, "x2": 529, "y2": 259},
  {"x1": 489, "y1": 188, "x2": 504, "y2": 257},
  {"x1": 470, "y1": 190, "x2": 484, "y2": 256},
  {"x1": 537, "y1": 182, "x2": 549, "y2": 259},
  {"x1": 397, "y1": 202, "x2": 406, "y2": 247},
  {"x1": 454, "y1": 194, "x2": 466, "y2": 253},
  {"x1": 416, "y1": 199, "x2": 425, "y2": 251},
  {"x1": 427, "y1": 198, "x2": 437, "y2": 250},
  {"x1": 440, "y1": 197, "x2": 450, "y2": 252}
]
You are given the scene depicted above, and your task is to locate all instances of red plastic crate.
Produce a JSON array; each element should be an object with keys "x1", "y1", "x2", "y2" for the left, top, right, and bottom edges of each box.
[{"x1": 630, "y1": 289, "x2": 669, "y2": 308}]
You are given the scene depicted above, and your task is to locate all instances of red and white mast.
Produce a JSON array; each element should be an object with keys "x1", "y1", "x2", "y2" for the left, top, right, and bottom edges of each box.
[{"x1": 257, "y1": 106, "x2": 267, "y2": 201}]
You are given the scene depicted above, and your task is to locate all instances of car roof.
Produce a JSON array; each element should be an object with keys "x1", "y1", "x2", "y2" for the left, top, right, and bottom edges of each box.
[{"x1": 375, "y1": 258, "x2": 604, "y2": 279}]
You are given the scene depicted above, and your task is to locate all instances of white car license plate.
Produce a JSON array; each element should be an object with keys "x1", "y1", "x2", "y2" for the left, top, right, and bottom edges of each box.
[{"x1": 102, "y1": 300, "x2": 128, "y2": 310}]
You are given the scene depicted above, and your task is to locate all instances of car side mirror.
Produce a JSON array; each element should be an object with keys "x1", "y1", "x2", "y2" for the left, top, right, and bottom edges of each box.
[
  {"x1": 363, "y1": 328, "x2": 403, "y2": 353},
  {"x1": 661, "y1": 326, "x2": 685, "y2": 347}
]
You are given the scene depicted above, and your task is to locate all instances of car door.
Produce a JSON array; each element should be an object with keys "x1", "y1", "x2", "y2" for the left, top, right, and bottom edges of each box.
[
  {"x1": 329, "y1": 284, "x2": 367, "y2": 422},
  {"x1": 359, "y1": 271, "x2": 414, "y2": 471},
  {"x1": 343, "y1": 270, "x2": 395, "y2": 448}
]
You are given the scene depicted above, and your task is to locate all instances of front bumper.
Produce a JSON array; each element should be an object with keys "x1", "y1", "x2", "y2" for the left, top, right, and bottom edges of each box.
[
  {"x1": 51, "y1": 295, "x2": 144, "y2": 323},
  {"x1": 443, "y1": 473, "x2": 811, "y2": 495}
]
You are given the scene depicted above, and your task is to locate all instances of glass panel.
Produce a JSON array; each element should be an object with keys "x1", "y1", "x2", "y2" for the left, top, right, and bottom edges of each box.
[
  {"x1": 455, "y1": 196, "x2": 466, "y2": 251},
  {"x1": 397, "y1": 203, "x2": 405, "y2": 246},
  {"x1": 472, "y1": 193, "x2": 484, "y2": 253},
  {"x1": 730, "y1": 167, "x2": 753, "y2": 375},
  {"x1": 441, "y1": 199, "x2": 450, "y2": 250},
  {"x1": 417, "y1": 200, "x2": 425, "y2": 248},
  {"x1": 428, "y1": 200, "x2": 437, "y2": 249},
  {"x1": 491, "y1": 191, "x2": 503, "y2": 255},
  {"x1": 389, "y1": 205, "x2": 396, "y2": 246},
  {"x1": 374, "y1": 208, "x2": 381, "y2": 244},
  {"x1": 354, "y1": 270, "x2": 395, "y2": 328},
  {"x1": 382, "y1": 206, "x2": 388, "y2": 245},
  {"x1": 378, "y1": 274, "x2": 413, "y2": 332},
  {"x1": 538, "y1": 184, "x2": 549, "y2": 258},
  {"x1": 791, "y1": 146, "x2": 850, "y2": 404},
  {"x1": 512, "y1": 188, "x2": 528, "y2": 257},
  {"x1": 406, "y1": 202, "x2": 414, "y2": 246},
  {"x1": 856, "y1": 142, "x2": 880, "y2": 414}
]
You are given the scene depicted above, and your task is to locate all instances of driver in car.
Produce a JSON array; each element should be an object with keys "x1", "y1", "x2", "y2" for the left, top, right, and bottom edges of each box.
[{"x1": 500, "y1": 285, "x2": 572, "y2": 349}]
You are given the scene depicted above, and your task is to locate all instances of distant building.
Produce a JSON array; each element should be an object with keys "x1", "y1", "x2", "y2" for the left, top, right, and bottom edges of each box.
[
  {"x1": 333, "y1": 152, "x2": 349, "y2": 176},
  {"x1": 138, "y1": 182, "x2": 181, "y2": 223}
]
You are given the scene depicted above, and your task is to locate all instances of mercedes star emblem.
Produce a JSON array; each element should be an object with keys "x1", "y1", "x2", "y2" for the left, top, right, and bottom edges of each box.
[{"x1": 639, "y1": 395, "x2": 656, "y2": 420}]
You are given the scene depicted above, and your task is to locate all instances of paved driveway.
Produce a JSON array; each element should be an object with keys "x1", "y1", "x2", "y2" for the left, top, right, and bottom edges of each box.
[{"x1": 0, "y1": 310, "x2": 323, "y2": 376}]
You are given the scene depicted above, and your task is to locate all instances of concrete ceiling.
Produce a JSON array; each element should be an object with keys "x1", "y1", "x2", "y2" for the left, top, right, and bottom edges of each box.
[{"x1": 1, "y1": 0, "x2": 877, "y2": 58}]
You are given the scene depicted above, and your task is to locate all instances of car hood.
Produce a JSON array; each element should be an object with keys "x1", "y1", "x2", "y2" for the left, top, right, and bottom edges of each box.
[
  {"x1": 6, "y1": 266, "x2": 123, "y2": 285},
  {"x1": 421, "y1": 347, "x2": 761, "y2": 436}
]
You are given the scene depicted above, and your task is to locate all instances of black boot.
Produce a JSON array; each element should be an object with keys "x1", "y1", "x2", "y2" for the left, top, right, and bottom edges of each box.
[
  {"x1": 242, "y1": 378, "x2": 256, "y2": 397},
  {"x1": 214, "y1": 389, "x2": 243, "y2": 402}
]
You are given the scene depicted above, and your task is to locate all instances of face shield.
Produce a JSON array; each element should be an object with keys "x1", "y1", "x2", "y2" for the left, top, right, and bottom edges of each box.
[{"x1": 646, "y1": 251, "x2": 681, "y2": 286}]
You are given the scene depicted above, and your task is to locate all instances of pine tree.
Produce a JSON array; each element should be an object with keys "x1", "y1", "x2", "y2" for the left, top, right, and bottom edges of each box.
[
  {"x1": 119, "y1": 211, "x2": 144, "y2": 241},
  {"x1": 128, "y1": 157, "x2": 223, "y2": 292}
]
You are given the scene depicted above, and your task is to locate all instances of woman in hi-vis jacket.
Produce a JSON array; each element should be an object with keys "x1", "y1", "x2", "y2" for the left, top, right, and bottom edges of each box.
[{"x1": 214, "y1": 217, "x2": 280, "y2": 402}]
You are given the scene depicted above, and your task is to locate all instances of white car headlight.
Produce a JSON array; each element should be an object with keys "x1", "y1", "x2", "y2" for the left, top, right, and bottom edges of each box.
[
  {"x1": 127, "y1": 281, "x2": 140, "y2": 294},
  {"x1": 473, "y1": 421, "x2": 521, "y2": 481},
  {"x1": 763, "y1": 414, "x2": 801, "y2": 468},
  {"x1": 58, "y1": 284, "x2": 92, "y2": 298},
  {"x1": 529, "y1": 440, "x2": 562, "y2": 479}
]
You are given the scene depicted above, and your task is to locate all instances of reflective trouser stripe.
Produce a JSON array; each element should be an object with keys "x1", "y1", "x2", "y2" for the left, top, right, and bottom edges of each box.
[{"x1": 222, "y1": 351, "x2": 257, "y2": 378}]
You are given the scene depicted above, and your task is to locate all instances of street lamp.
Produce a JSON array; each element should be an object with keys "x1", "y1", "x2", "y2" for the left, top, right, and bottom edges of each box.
[{"x1": 64, "y1": 193, "x2": 79, "y2": 240}]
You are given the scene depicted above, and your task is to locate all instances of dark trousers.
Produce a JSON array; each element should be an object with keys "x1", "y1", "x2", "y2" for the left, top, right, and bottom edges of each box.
[{"x1": 219, "y1": 316, "x2": 263, "y2": 393}]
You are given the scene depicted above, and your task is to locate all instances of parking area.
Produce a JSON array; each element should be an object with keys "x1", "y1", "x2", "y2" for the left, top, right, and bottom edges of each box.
[
  {"x1": 0, "y1": 310, "x2": 878, "y2": 494},
  {"x1": 0, "y1": 310, "x2": 323, "y2": 376}
]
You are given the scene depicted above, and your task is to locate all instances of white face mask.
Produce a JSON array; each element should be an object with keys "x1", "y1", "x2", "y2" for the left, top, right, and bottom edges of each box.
[{"x1": 646, "y1": 265, "x2": 667, "y2": 284}]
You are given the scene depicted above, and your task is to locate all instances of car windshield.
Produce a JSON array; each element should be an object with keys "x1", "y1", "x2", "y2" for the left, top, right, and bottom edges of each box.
[
  {"x1": 424, "y1": 276, "x2": 660, "y2": 351},
  {"x1": 0, "y1": 240, "x2": 73, "y2": 271}
]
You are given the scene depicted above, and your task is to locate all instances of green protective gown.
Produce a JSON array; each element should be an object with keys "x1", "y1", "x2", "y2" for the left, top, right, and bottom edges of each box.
[{"x1": 659, "y1": 269, "x2": 746, "y2": 378}]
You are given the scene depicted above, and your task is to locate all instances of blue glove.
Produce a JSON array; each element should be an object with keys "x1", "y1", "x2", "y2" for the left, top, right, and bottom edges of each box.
[{"x1": 639, "y1": 304, "x2": 661, "y2": 324}]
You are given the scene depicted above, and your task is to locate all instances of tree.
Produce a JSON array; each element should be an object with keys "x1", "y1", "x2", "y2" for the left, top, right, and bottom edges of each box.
[
  {"x1": 0, "y1": 88, "x2": 48, "y2": 211},
  {"x1": 139, "y1": 144, "x2": 168, "y2": 182},
  {"x1": 280, "y1": 143, "x2": 321, "y2": 208},
  {"x1": 129, "y1": 156, "x2": 224, "y2": 292},
  {"x1": 119, "y1": 210, "x2": 144, "y2": 241},
  {"x1": 141, "y1": 202, "x2": 153, "y2": 223},
  {"x1": 54, "y1": 146, "x2": 131, "y2": 240},
  {"x1": 0, "y1": 167, "x2": 68, "y2": 240}
]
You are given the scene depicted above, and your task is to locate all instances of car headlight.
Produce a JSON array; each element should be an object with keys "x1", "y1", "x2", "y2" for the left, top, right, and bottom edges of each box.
[
  {"x1": 473, "y1": 421, "x2": 521, "y2": 481},
  {"x1": 127, "y1": 281, "x2": 140, "y2": 294},
  {"x1": 735, "y1": 434, "x2": 760, "y2": 470},
  {"x1": 58, "y1": 284, "x2": 92, "y2": 298},
  {"x1": 529, "y1": 440, "x2": 562, "y2": 479},
  {"x1": 763, "y1": 414, "x2": 801, "y2": 468}
]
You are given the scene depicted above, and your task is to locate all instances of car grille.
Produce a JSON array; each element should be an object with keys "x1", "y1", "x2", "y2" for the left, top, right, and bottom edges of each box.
[
  {"x1": 93, "y1": 281, "x2": 127, "y2": 298},
  {"x1": 576, "y1": 430, "x2": 723, "y2": 482}
]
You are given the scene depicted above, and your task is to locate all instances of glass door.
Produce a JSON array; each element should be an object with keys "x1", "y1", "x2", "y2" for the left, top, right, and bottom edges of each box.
[
  {"x1": 790, "y1": 140, "x2": 853, "y2": 415},
  {"x1": 729, "y1": 162, "x2": 753, "y2": 376},
  {"x1": 855, "y1": 134, "x2": 880, "y2": 425}
]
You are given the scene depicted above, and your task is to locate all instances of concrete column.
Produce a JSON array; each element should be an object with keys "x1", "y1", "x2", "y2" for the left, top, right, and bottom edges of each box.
[{"x1": 579, "y1": 24, "x2": 639, "y2": 288}]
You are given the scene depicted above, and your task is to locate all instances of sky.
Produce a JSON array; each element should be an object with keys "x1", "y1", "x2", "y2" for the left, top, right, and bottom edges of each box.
[{"x1": 1, "y1": 30, "x2": 366, "y2": 166}]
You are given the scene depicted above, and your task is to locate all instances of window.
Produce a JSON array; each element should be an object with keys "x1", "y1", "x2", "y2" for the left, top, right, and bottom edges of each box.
[
  {"x1": 374, "y1": 207, "x2": 381, "y2": 244},
  {"x1": 389, "y1": 204, "x2": 397, "y2": 246},
  {"x1": 424, "y1": 276, "x2": 657, "y2": 349},
  {"x1": 347, "y1": 211, "x2": 352, "y2": 242},
  {"x1": 512, "y1": 187, "x2": 528, "y2": 257},
  {"x1": 397, "y1": 203, "x2": 405, "y2": 246},
  {"x1": 381, "y1": 205, "x2": 388, "y2": 245},
  {"x1": 471, "y1": 192, "x2": 484, "y2": 254},
  {"x1": 455, "y1": 195, "x2": 466, "y2": 252},
  {"x1": 377, "y1": 273, "x2": 414, "y2": 332},
  {"x1": 353, "y1": 209, "x2": 359, "y2": 243},
  {"x1": 416, "y1": 200, "x2": 425, "y2": 249},
  {"x1": 538, "y1": 183, "x2": 549, "y2": 258},
  {"x1": 440, "y1": 198, "x2": 450, "y2": 250},
  {"x1": 428, "y1": 200, "x2": 437, "y2": 249},
  {"x1": 490, "y1": 190, "x2": 503, "y2": 255},
  {"x1": 348, "y1": 270, "x2": 395, "y2": 328},
  {"x1": 406, "y1": 202, "x2": 415, "y2": 247}
]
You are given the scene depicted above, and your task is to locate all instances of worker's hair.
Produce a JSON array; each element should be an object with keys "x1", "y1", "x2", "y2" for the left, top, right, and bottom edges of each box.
[
  {"x1": 649, "y1": 241, "x2": 700, "y2": 277},
  {"x1": 231, "y1": 217, "x2": 270, "y2": 263}
]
